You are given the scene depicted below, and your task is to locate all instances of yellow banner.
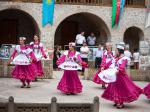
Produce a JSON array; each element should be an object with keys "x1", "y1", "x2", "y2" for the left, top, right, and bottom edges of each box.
[{"x1": 47, "y1": 0, "x2": 51, "y2": 4}]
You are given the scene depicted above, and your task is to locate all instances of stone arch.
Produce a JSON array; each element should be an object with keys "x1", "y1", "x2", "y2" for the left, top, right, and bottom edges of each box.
[
  {"x1": 123, "y1": 26, "x2": 144, "y2": 52},
  {"x1": 0, "y1": 8, "x2": 40, "y2": 45},
  {"x1": 54, "y1": 12, "x2": 111, "y2": 49}
]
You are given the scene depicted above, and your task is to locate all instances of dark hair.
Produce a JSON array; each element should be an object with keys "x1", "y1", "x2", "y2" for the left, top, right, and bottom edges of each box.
[
  {"x1": 19, "y1": 37, "x2": 26, "y2": 44},
  {"x1": 34, "y1": 35, "x2": 40, "y2": 42},
  {"x1": 117, "y1": 48, "x2": 124, "y2": 54},
  {"x1": 134, "y1": 49, "x2": 138, "y2": 52}
]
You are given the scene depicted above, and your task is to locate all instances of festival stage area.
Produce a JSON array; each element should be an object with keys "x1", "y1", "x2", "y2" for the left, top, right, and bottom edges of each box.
[{"x1": 0, "y1": 71, "x2": 149, "y2": 112}]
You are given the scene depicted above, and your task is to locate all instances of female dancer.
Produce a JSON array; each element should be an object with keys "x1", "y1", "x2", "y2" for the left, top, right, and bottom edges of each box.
[
  {"x1": 57, "y1": 42, "x2": 83, "y2": 95},
  {"x1": 30, "y1": 35, "x2": 47, "y2": 80},
  {"x1": 53, "y1": 45, "x2": 61, "y2": 70},
  {"x1": 102, "y1": 43, "x2": 142, "y2": 109},
  {"x1": 143, "y1": 83, "x2": 150, "y2": 99},
  {"x1": 93, "y1": 42, "x2": 113, "y2": 89},
  {"x1": 9, "y1": 37, "x2": 37, "y2": 88}
]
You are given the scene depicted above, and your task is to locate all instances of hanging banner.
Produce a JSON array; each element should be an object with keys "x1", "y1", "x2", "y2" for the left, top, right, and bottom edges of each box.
[
  {"x1": 115, "y1": 0, "x2": 121, "y2": 25},
  {"x1": 42, "y1": 0, "x2": 55, "y2": 27},
  {"x1": 112, "y1": 0, "x2": 125, "y2": 28},
  {"x1": 112, "y1": 0, "x2": 117, "y2": 28},
  {"x1": 118, "y1": 0, "x2": 125, "y2": 25}
]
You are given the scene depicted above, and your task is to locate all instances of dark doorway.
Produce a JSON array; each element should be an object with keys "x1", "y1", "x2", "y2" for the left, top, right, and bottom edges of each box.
[
  {"x1": 0, "y1": 19, "x2": 18, "y2": 45},
  {"x1": 124, "y1": 26, "x2": 144, "y2": 52},
  {"x1": 0, "y1": 9, "x2": 40, "y2": 46},
  {"x1": 54, "y1": 12, "x2": 111, "y2": 49}
]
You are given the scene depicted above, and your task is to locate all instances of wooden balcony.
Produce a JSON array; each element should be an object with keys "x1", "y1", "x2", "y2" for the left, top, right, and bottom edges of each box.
[{"x1": 0, "y1": 0, "x2": 147, "y2": 8}]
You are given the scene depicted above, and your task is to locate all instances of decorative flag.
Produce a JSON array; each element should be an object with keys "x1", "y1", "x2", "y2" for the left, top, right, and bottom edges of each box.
[
  {"x1": 118, "y1": 0, "x2": 125, "y2": 24},
  {"x1": 112, "y1": 0, "x2": 117, "y2": 28},
  {"x1": 42, "y1": 0, "x2": 55, "y2": 27},
  {"x1": 115, "y1": 0, "x2": 121, "y2": 24},
  {"x1": 112, "y1": 0, "x2": 125, "y2": 28}
]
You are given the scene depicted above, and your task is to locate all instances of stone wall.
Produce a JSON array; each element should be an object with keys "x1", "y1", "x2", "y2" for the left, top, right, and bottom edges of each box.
[
  {"x1": 0, "y1": 2, "x2": 150, "y2": 79},
  {"x1": 0, "y1": 2, "x2": 149, "y2": 48}
]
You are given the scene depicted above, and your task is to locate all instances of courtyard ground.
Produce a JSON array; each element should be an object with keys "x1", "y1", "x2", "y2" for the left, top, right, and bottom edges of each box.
[{"x1": 0, "y1": 71, "x2": 149, "y2": 112}]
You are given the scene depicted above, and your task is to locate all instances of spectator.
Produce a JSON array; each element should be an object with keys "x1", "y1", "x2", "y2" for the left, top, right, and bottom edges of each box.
[
  {"x1": 94, "y1": 44, "x2": 103, "y2": 68},
  {"x1": 87, "y1": 33, "x2": 96, "y2": 46},
  {"x1": 80, "y1": 42, "x2": 89, "y2": 75},
  {"x1": 53, "y1": 45, "x2": 61, "y2": 70},
  {"x1": 75, "y1": 31, "x2": 86, "y2": 51},
  {"x1": 133, "y1": 49, "x2": 140, "y2": 69},
  {"x1": 124, "y1": 45, "x2": 132, "y2": 68}
]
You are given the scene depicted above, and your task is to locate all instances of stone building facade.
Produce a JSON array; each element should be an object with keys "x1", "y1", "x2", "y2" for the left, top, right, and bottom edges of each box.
[
  {"x1": 0, "y1": 1, "x2": 150, "y2": 79},
  {"x1": 0, "y1": 2, "x2": 149, "y2": 48}
]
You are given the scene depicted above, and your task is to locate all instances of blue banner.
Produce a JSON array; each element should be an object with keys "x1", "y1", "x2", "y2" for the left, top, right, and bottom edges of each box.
[
  {"x1": 118, "y1": 0, "x2": 125, "y2": 25},
  {"x1": 42, "y1": 0, "x2": 54, "y2": 27}
]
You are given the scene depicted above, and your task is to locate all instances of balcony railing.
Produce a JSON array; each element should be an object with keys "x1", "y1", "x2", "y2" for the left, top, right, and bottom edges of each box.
[
  {"x1": 125, "y1": 0, "x2": 146, "y2": 7},
  {"x1": 0, "y1": 0, "x2": 146, "y2": 8}
]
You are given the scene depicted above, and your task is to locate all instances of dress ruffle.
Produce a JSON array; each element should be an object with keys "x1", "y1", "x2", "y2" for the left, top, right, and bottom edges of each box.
[
  {"x1": 102, "y1": 73, "x2": 142, "y2": 103},
  {"x1": 143, "y1": 83, "x2": 150, "y2": 99},
  {"x1": 57, "y1": 70, "x2": 82, "y2": 94},
  {"x1": 11, "y1": 64, "x2": 36, "y2": 81}
]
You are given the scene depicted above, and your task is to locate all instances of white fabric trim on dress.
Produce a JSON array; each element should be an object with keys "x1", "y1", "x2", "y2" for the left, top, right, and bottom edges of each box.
[{"x1": 30, "y1": 42, "x2": 34, "y2": 45}]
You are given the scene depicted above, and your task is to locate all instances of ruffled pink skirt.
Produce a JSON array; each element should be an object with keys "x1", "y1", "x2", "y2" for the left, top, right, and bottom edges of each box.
[
  {"x1": 11, "y1": 64, "x2": 36, "y2": 81},
  {"x1": 102, "y1": 73, "x2": 142, "y2": 103},
  {"x1": 57, "y1": 70, "x2": 82, "y2": 94},
  {"x1": 143, "y1": 83, "x2": 150, "y2": 99},
  {"x1": 93, "y1": 69, "x2": 106, "y2": 84},
  {"x1": 32, "y1": 61, "x2": 44, "y2": 77}
]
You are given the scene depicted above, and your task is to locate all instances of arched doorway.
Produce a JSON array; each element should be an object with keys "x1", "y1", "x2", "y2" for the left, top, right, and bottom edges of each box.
[
  {"x1": 54, "y1": 12, "x2": 111, "y2": 49},
  {"x1": 123, "y1": 26, "x2": 144, "y2": 52},
  {"x1": 0, "y1": 9, "x2": 40, "y2": 46}
]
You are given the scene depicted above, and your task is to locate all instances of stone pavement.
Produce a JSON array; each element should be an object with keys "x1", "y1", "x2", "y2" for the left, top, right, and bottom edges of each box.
[{"x1": 0, "y1": 71, "x2": 149, "y2": 112}]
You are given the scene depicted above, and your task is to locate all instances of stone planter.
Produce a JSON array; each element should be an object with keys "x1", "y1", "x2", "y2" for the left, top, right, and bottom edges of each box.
[
  {"x1": 0, "y1": 59, "x2": 53, "y2": 79},
  {"x1": 7, "y1": 65, "x2": 15, "y2": 78},
  {"x1": 87, "y1": 61, "x2": 96, "y2": 80},
  {"x1": 0, "y1": 59, "x2": 9, "y2": 77},
  {"x1": 39, "y1": 59, "x2": 53, "y2": 79},
  {"x1": 129, "y1": 69, "x2": 150, "y2": 81},
  {"x1": 140, "y1": 41, "x2": 150, "y2": 56}
]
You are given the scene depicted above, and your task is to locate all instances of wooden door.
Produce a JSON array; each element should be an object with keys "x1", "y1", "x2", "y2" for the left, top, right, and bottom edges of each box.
[
  {"x1": 0, "y1": 19, "x2": 18, "y2": 46},
  {"x1": 61, "y1": 21, "x2": 78, "y2": 49}
]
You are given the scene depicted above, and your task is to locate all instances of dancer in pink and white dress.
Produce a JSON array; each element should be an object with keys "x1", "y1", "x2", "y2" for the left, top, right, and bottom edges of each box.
[
  {"x1": 30, "y1": 35, "x2": 47, "y2": 80},
  {"x1": 143, "y1": 83, "x2": 150, "y2": 99},
  {"x1": 93, "y1": 42, "x2": 113, "y2": 89},
  {"x1": 9, "y1": 37, "x2": 37, "y2": 88},
  {"x1": 102, "y1": 43, "x2": 142, "y2": 109},
  {"x1": 57, "y1": 42, "x2": 85, "y2": 95}
]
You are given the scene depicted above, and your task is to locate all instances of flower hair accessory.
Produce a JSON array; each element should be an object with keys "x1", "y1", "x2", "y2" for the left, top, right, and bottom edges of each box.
[
  {"x1": 116, "y1": 42, "x2": 125, "y2": 50},
  {"x1": 106, "y1": 42, "x2": 112, "y2": 46},
  {"x1": 20, "y1": 37, "x2": 26, "y2": 41},
  {"x1": 69, "y1": 42, "x2": 76, "y2": 47}
]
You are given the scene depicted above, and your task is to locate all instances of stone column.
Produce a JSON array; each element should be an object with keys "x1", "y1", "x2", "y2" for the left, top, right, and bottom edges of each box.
[
  {"x1": 51, "y1": 97, "x2": 57, "y2": 112},
  {"x1": 93, "y1": 96, "x2": 99, "y2": 112},
  {"x1": 8, "y1": 96, "x2": 15, "y2": 112}
]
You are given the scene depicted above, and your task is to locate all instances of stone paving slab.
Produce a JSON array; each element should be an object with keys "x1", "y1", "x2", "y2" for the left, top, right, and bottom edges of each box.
[{"x1": 0, "y1": 71, "x2": 149, "y2": 112}]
